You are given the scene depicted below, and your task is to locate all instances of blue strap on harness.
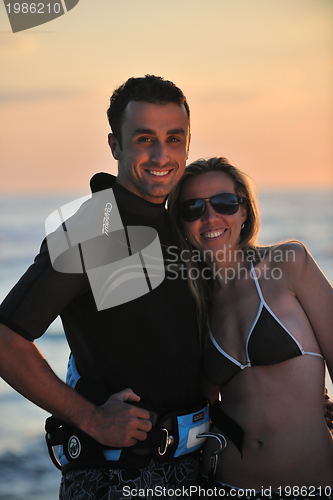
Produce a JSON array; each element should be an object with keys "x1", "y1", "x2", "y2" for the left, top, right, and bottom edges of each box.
[
  {"x1": 174, "y1": 405, "x2": 210, "y2": 457},
  {"x1": 66, "y1": 354, "x2": 80, "y2": 388},
  {"x1": 50, "y1": 355, "x2": 210, "y2": 469},
  {"x1": 57, "y1": 355, "x2": 122, "y2": 466},
  {"x1": 54, "y1": 407, "x2": 210, "y2": 469}
]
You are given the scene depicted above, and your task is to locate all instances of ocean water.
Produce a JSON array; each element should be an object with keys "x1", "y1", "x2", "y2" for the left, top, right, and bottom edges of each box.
[{"x1": 0, "y1": 190, "x2": 332, "y2": 499}]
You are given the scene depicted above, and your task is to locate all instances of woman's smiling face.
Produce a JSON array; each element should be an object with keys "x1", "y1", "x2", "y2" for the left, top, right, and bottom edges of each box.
[{"x1": 180, "y1": 171, "x2": 247, "y2": 261}]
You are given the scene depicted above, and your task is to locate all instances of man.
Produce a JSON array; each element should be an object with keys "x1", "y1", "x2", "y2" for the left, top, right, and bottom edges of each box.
[{"x1": 0, "y1": 75, "x2": 207, "y2": 499}]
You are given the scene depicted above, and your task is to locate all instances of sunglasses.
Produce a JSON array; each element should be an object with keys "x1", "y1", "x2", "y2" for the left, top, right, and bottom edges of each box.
[{"x1": 180, "y1": 193, "x2": 243, "y2": 222}]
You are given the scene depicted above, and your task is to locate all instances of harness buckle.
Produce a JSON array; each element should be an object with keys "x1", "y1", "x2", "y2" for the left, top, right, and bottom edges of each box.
[
  {"x1": 197, "y1": 432, "x2": 227, "y2": 478},
  {"x1": 157, "y1": 428, "x2": 174, "y2": 456}
]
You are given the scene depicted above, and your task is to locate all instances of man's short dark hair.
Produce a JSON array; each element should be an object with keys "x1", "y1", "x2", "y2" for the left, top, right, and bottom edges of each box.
[{"x1": 107, "y1": 75, "x2": 190, "y2": 149}]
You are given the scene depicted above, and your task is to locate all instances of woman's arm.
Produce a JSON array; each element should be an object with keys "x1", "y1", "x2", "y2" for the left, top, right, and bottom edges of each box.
[{"x1": 286, "y1": 243, "x2": 333, "y2": 382}]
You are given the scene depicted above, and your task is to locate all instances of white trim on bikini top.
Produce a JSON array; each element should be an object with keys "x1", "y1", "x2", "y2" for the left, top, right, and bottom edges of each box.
[{"x1": 208, "y1": 261, "x2": 323, "y2": 370}]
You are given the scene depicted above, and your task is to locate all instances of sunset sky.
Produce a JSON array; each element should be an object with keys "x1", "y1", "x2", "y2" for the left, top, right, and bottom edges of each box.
[{"x1": 0, "y1": 0, "x2": 332, "y2": 194}]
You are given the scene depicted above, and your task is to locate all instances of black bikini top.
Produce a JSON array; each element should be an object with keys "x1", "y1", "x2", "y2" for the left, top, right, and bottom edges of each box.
[{"x1": 203, "y1": 262, "x2": 323, "y2": 386}]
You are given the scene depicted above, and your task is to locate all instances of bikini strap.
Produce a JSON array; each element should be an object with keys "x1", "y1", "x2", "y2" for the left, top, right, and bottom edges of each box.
[{"x1": 250, "y1": 261, "x2": 265, "y2": 302}]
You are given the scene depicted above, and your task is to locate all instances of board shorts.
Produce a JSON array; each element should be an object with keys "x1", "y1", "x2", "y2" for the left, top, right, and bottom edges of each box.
[{"x1": 60, "y1": 454, "x2": 199, "y2": 500}]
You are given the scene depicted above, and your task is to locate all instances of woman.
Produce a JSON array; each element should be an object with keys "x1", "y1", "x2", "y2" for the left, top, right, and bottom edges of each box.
[{"x1": 168, "y1": 157, "x2": 333, "y2": 494}]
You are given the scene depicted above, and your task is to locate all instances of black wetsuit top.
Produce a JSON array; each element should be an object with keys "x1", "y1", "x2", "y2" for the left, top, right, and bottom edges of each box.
[{"x1": 0, "y1": 175, "x2": 202, "y2": 411}]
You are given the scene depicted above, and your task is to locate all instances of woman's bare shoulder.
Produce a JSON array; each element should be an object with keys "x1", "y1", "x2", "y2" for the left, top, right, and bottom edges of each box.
[{"x1": 261, "y1": 242, "x2": 308, "y2": 274}]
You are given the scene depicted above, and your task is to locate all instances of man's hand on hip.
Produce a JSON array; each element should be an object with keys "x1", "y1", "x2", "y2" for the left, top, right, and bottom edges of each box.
[{"x1": 87, "y1": 388, "x2": 152, "y2": 448}]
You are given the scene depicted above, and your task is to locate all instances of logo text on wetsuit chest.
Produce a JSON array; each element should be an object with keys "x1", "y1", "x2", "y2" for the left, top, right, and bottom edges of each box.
[{"x1": 102, "y1": 202, "x2": 112, "y2": 235}]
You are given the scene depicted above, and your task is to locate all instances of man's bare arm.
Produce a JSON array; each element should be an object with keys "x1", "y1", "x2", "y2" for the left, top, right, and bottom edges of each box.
[{"x1": 0, "y1": 323, "x2": 152, "y2": 447}]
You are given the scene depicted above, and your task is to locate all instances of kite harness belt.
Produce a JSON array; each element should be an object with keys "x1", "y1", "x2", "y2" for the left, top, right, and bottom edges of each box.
[{"x1": 45, "y1": 400, "x2": 210, "y2": 473}]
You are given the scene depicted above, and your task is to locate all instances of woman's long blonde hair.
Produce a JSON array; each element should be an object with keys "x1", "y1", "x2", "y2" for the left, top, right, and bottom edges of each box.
[{"x1": 168, "y1": 157, "x2": 264, "y2": 336}]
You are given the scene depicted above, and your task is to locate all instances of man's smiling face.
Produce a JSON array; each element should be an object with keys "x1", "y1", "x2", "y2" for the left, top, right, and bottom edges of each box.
[{"x1": 109, "y1": 101, "x2": 190, "y2": 204}]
